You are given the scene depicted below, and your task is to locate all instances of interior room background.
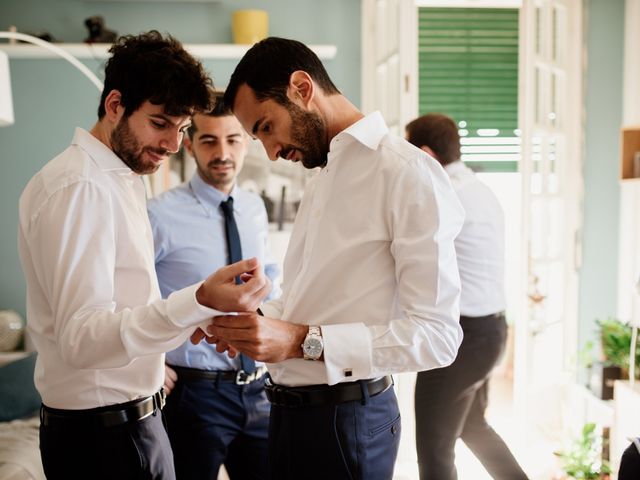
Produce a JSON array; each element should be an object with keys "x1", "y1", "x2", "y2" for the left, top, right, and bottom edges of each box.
[
  {"x1": 0, "y1": 0, "x2": 360, "y2": 319},
  {"x1": 0, "y1": 0, "x2": 626, "y2": 387}
]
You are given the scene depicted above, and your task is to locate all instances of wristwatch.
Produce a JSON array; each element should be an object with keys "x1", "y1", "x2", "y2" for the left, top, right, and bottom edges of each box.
[{"x1": 302, "y1": 326, "x2": 324, "y2": 361}]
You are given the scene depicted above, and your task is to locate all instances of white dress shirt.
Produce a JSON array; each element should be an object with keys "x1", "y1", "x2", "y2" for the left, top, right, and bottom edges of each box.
[
  {"x1": 18, "y1": 128, "x2": 222, "y2": 409},
  {"x1": 444, "y1": 161, "x2": 506, "y2": 317},
  {"x1": 260, "y1": 112, "x2": 465, "y2": 387}
]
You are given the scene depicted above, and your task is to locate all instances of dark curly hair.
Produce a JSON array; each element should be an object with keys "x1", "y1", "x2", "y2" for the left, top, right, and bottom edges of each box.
[
  {"x1": 223, "y1": 37, "x2": 339, "y2": 110},
  {"x1": 98, "y1": 30, "x2": 213, "y2": 119}
]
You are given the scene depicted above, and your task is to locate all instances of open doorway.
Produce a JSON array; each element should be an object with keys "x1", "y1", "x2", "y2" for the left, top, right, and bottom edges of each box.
[{"x1": 362, "y1": 0, "x2": 584, "y2": 478}]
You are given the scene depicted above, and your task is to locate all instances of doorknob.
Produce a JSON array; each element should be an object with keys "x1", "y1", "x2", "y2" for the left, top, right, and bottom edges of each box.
[{"x1": 527, "y1": 274, "x2": 546, "y2": 305}]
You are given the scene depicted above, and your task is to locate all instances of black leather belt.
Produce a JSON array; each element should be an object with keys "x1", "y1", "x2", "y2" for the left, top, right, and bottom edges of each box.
[
  {"x1": 169, "y1": 365, "x2": 267, "y2": 385},
  {"x1": 265, "y1": 376, "x2": 393, "y2": 408},
  {"x1": 40, "y1": 389, "x2": 166, "y2": 428}
]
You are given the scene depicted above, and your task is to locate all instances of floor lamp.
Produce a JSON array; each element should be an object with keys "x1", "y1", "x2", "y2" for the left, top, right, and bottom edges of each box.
[{"x1": 0, "y1": 31, "x2": 104, "y2": 127}]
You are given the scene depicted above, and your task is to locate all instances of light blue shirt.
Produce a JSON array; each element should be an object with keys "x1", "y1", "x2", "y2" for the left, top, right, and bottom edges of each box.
[{"x1": 148, "y1": 172, "x2": 280, "y2": 371}]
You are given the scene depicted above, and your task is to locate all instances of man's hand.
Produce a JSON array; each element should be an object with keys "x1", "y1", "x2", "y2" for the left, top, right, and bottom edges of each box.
[
  {"x1": 190, "y1": 326, "x2": 238, "y2": 358},
  {"x1": 196, "y1": 258, "x2": 271, "y2": 312},
  {"x1": 163, "y1": 364, "x2": 178, "y2": 396},
  {"x1": 204, "y1": 312, "x2": 308, "y2": 363}
]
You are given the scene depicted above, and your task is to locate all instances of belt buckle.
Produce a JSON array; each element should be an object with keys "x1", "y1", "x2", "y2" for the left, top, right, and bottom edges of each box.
[
  {"x1": 266, "y1": 385, "x2": 304, "y2": 407},
  {"x1": 235, "y1": 370, "x2": 253, "y2": 385},
  {"x1": 154, "y1": 388, "x2": 166, "y2": 410}
]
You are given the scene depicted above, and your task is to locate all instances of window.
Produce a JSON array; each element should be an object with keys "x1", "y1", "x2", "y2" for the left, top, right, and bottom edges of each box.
[{"x1": 418, "y1": 7, "x2": 519, "y2": 172}]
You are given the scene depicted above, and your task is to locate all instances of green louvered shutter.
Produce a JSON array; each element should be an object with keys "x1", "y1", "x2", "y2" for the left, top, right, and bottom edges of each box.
[{"x1": 418, "y1": 7, "x2": 519, "y2": 172}]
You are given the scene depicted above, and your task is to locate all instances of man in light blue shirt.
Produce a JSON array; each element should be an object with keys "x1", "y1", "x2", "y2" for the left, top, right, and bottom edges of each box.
[{"x1": 147, "y1": 91, "x2": 280, "y2": 480}]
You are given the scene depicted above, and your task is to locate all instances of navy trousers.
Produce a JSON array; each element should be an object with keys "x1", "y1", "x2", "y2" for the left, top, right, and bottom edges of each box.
[
  {"x1": 164, "y1": 374, "x2": 270, "y2": 480},
  {"x1": 268, "y1": 384, "x2": 401, "y2": 480},
  {"x1": 415, "y1": 313, "x2": 528, "y2": 480},
  {"x1": 40, "y1": 408, "x2": 174, "y2": 480}
]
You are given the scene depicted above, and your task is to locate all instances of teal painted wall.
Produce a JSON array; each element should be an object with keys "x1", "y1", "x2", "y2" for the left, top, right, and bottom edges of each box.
[
  {"x1": 0, "y1": 0, "x2": 361, "y2": 317},
  {"x1": 578, "y1": 0, "x2": 624, "y2": 360}
]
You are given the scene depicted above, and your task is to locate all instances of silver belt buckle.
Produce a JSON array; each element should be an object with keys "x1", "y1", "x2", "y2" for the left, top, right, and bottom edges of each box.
[
  {"x1": 153, "y1": 388, "x2": 166, "y2": 410},
  {"x1": 235, "y1": 370, "x2": 252, "y2": 385}
]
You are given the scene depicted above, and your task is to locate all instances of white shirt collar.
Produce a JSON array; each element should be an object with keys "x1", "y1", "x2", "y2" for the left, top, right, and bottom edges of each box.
[
  {"x1": 443, "y1": 160, "x2": 467, "y2": 176},
  {"x1": 71, "y1": 127, "x2": 134, "y2": 176},
  {"x1": 331, "y1": 111, "x2": 389, "y2": 153}
]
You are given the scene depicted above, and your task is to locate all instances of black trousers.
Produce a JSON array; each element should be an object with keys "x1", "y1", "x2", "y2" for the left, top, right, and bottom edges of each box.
[
  {"x1": 40, "y1": 407, "x2": 174, "y2": 479},
  {"x1": 415, "y1": 313, "x2": 528, "y2": 480},
  {"x1": 269, "y1": 385, "x2": 401, "y2": 480},
  {"x1": 619, "y1": 440, "x2": 640, "y2": 480}
]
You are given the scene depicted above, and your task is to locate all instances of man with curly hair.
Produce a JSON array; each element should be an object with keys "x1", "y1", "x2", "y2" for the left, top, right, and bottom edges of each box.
[{"x1": 18, "y1": 31, "x2": 270, "y2": 479}]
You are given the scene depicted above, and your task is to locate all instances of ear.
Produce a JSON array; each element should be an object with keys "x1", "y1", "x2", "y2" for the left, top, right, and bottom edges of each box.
[
  {"x1": 287, "y1": 70, "x2": 314, "y2": 109},
  {"x1": 103, "y1": 89, "x2": 125, "y2": 124},
  {"x1": 183, "y1": 135, "x2": 194, "y2": 156},
  {"x1": 420, "y1": 145, "x2": 438, "y2": 160}
]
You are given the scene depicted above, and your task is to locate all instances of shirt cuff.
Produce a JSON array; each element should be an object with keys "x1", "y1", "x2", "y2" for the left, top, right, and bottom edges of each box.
[
  {"x1": 321, "y1": 322, "x2": 372, "y2": 385},
  {"x1": 258, "y1": 302, "x2": 281, "y2": 319},
  {"x1": 166, "y1": 282, "x2": 225, "y2": 328}
]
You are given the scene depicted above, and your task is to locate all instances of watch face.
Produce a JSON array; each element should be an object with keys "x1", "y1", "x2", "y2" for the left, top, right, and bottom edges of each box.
[{"x1": 303, "y1": 337, "x2": 323, "y2": 358}]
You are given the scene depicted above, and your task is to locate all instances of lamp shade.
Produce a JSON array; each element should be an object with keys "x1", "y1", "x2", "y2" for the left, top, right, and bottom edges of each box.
[{"x1": 0, "y1": 50, "x2": 14, "y2": 127}]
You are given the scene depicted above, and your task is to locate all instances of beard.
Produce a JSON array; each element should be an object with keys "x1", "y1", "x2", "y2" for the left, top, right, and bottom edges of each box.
[
  {"x1": 196, "y1": 157, "x2": 236, "y2": 190},
  {"x1": 111, "y1": 116, "x2": 168, "y2": 175},
  {"x1": 281, "y1": 102, "x2": 329, "y2": 169}
]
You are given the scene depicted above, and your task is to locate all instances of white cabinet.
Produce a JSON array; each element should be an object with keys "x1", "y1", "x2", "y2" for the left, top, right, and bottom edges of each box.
[
  {"x1": 612, "y1": 381, "x2": 640, "y2": 473},
  {"x1": 616, "y1": 177, "x2": 640, "y2": 323}
]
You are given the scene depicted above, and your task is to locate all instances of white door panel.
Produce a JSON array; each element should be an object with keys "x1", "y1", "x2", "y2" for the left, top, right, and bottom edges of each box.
[{"x1": 515, "y1": 0, "x2": 583, "y2": 428}]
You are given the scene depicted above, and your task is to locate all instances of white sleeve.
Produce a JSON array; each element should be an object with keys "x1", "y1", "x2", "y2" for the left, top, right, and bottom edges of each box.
[
  {"x1": 322, "y1": 156, "x2": 465, "y2": 383},
  {"x1": 25, "y1": 180, "x2": 222, "y2": 369}
]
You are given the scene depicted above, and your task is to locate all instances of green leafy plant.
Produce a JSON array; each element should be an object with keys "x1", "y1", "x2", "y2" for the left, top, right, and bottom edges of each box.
[
  {"x1": 555, "y1": 423, "x2": 611, "y2": 479},
  {"x1": 596, "y1": 317, "x2": 640, "y2": 375}
]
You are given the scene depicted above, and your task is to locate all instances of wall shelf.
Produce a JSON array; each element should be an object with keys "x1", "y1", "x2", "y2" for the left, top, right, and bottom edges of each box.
[
  {"x1": 83, "y1": 0, "x2": 220, "y2": 2},
  {"x1": 0, "y1": 43, "x2": 337, "y2": 60}
]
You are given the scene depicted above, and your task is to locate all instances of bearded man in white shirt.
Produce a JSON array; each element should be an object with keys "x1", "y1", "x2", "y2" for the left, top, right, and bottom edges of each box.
[
  {"x1": 191, "y1": 37, "x2": 465, "y2": 480},
  {"x1": 406, "y1": 113, "x2": 529, "y2": 480},
  {"x1": 17, "y1": 31, "x2": 270, "y2": 480}
]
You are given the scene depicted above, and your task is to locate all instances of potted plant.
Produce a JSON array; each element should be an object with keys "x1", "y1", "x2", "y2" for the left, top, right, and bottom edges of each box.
[
  {"x1": 555, "y1": 423, "x2": 611, "y2": 480},
  {"x1": 590, "y1": 318, "x2": 640, "y2": 399}
]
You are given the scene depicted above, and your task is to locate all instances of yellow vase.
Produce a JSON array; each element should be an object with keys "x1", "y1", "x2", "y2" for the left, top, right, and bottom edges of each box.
[{"x1": 232, "y1": 9, "x2": 269, "y2": 45}]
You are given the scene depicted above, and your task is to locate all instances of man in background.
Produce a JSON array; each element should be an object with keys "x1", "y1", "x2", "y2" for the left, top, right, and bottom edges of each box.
[
  {"x1": 17, "y1": 31, "x2": 269, "y2": 479},
  {"x1": 148, "y1": 91, "x2": 279, "y2": 480},
  {"x1": 406, "y1": 113, "x2": 529, "y2": 480}
]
